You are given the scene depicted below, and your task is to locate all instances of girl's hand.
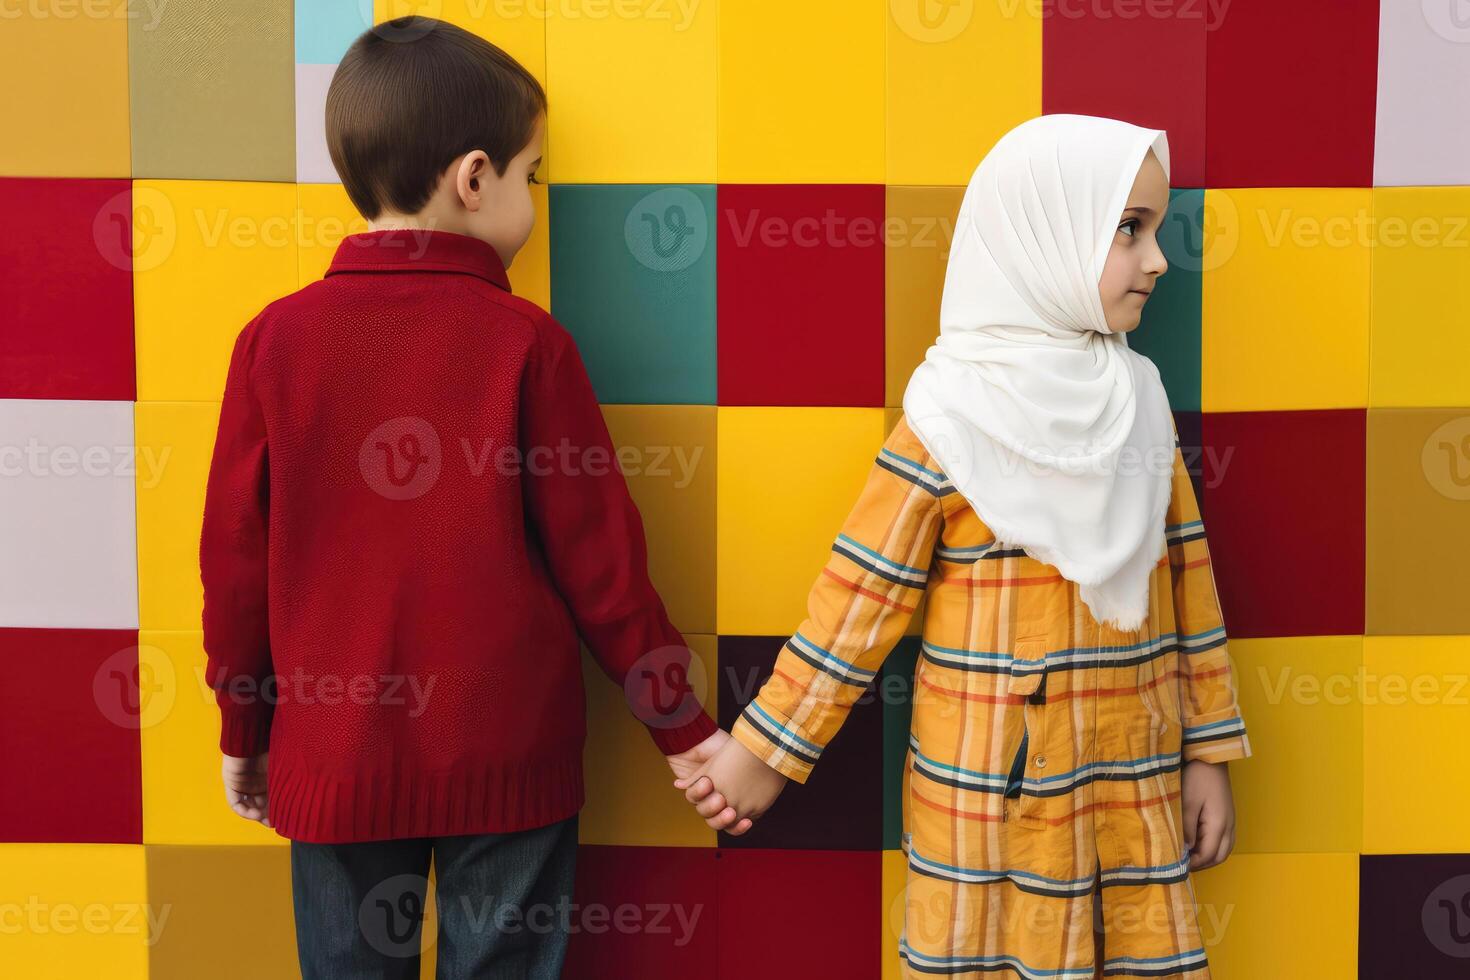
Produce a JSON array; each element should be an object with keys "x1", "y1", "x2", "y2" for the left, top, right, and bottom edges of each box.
[
  {"x1": 1182, "y1": 759, "x2": 1235, "y2": 870},
  {"x1": 675, "y1": 736, "x2": 788, "y2": 836}
]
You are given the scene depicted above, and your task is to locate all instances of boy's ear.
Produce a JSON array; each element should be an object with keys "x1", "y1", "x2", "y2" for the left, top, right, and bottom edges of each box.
[{"x1": 454, "y1": 151, "x2": 491, "y2": 209}]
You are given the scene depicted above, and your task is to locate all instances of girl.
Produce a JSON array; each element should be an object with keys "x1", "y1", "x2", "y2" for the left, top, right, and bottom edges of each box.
[{"x1": 678, "y1": 114, "x2": 1251, "y2": 979}]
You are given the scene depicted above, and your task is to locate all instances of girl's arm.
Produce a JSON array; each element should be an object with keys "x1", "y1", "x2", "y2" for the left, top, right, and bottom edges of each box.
[{"x1": 728, "y1": 415, "x2": 948, "y2": 783}]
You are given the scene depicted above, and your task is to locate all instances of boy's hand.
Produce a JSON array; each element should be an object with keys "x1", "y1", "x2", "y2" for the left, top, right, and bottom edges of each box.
[
  {"x1": 222, "y1": 752, "x2": 272, "y2": 828},
  {"x1": 674, "y1": 736, "x2": 787, "y2": 836},
  {"x1": 1181, "y1": 759, "x2": 1235, "y2": 870}
]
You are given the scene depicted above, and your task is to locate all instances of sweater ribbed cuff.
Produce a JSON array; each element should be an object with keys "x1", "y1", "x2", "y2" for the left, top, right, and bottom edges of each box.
[
  {"x1": 646, "y1": 707, "x2": 718, "y2": 757},
  {"x1": 219, "y1": 701, "x2": 274, "y2": 758}
]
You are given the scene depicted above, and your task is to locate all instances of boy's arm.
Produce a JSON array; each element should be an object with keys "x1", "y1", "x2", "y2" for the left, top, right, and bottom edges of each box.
[
  {"x1": 519, "y1": 314, "x2": 716, "y2": 756},
  {"x1": 1166, "y1": 422, "x2": 1251, "y2": 764},
  {"x1": 200, "y1": 319, "x2": 275, "y2": 758},
  {"x1": 728, "y1": 416, "x2": 946, "y2": 784}
]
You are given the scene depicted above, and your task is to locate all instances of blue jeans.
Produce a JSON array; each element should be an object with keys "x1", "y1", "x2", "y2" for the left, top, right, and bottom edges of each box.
[{"x1": 290, "y1": 813, "x2": 579, "y2": 980}]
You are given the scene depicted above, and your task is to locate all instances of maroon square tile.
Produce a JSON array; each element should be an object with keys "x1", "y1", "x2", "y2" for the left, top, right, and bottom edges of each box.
[
  {"x1": 1200, "y1": 409, "x2": 1366, "y2": 637},
  {"x1": 716, "y1": 847, "x2": 882, "y2": 980},
  {"x1": 0, "y1": 178, "x2": 135, "y2": 400},
  {"x1": 1043, "y1": 6, "x2": 1206, "y2": 187},
  {"x1": 717, "y1": 184, "x2": 885, "y2": 407},
  {"x1": 1205, "y1": 0, "x2": 1379, "y2": 187},
  {"x1": 0, "y1": 627, "x2": 142, "y2": 842},
  {"x1": 563, "y1": 844, "x2": 718, "y2": 978}
]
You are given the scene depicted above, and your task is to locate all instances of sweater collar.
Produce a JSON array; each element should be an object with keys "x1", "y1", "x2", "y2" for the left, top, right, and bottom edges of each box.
[{"x1": 326, "y1": 228, "x2": 511, "y2": 292}]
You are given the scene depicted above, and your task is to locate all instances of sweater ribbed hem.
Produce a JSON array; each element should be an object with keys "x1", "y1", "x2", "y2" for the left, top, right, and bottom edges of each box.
[
  {"x1": 218, "y1": 702, "x2": 273, "y2": 758},
  {"x1": 267, "y1": 745, "x2": 586, "y2": 844}
]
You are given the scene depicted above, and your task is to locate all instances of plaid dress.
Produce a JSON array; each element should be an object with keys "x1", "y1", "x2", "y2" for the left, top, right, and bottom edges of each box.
[{"x1": 730, "y1": 414, "x2": 1251, "y2": 979}]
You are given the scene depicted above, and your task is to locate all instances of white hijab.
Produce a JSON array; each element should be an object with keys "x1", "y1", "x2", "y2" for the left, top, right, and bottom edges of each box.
[{"x1": 902, "y1": 114, "x2": 1176, "y2": 633}]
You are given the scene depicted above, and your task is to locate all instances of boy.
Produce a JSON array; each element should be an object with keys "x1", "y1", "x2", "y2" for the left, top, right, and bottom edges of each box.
[{"x1": 199, "y1": 17, "x2": 723, "y2": 978}]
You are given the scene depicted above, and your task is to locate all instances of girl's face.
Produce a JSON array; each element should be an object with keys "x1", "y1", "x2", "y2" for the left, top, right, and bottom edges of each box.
[{"x1": 1098, "y1": 148, "x2": 1170, "y2": 334}]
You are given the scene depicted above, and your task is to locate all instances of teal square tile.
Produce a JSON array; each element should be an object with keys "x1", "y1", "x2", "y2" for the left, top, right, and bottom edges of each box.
[
  {"x1": 550, "y1": 184, "x2": 717, "y2": 405},
  {"x1": 1131, "y1": 187, "x2": 1203, "y2": 412}
]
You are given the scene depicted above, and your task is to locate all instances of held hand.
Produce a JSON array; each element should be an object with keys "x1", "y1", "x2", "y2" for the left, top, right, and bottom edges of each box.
[
  {"x1": 665, "y1": 728, "x2": 732, "y2": 784},
  {"x1": 222, "y1": 752, "x2": 272, "y2": 828},
  {"x1": 675, "y1": 736, "x2": 787, "y2": 836},
  {"x1": 1182, "y1": 759, "x2": 1235, "y2": 870},
  {"x1": 667, "y1": 730, "x2": 756, "y2": 832}
]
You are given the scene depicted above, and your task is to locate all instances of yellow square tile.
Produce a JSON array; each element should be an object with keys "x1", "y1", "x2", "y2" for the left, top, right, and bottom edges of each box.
[
  {"x1": 1369, "y1": 187, "x2": 1470, "y2": 407},
  {"x1": 1201, "y1": 188, "x2": 1371, "y2": 411},
  {"x1": 145, "y1": 845, "x2": 298, "y2": 980},
  {"x1": 1192, "y1": 852, "x2": 1357, "y2": 978},
  {"x1": 1228, "y1": 636, "x2": 1363, "y2": 854},
  {"x1": 718, "y1": 0, "x2": 885, "y2": 183},
  {"x1": 717, "y1": 407, "x2": 886, "y2": 634},
  {"x1": 579, "y1": 636, "x2": 717, "y2": 847},
  {"x1": 602, "y1": 405, "x2": 716, "y2": 635},
  {"x1": 1363, "y1": 635, "x2": 1470, "y2": 853},
  {"x1": 296, "y1": 183, "x2": 369, "y2": 286},
  {"x1": 133, "y1": 180, "x2": 299, "y2": 401},
  {"x1": 377, "y1": 0, "x2": 546, "y2": 80},
  {"x1": 885, "y1": 185, "x2": 965, "y2": 407},
  {"x1": 139, "y1": 630, "x2": 284, "y2": 845},
  {"x1": 0, "y1": 8, "x2": 129, "y2": 177},
  {"x1": 1366, "y1": 409, "x2": 1470, "y2": 635},
  {"x1": 546, "y1": 0, "x2": 715, "y2": 183},
  {"x1": 0, "y1": 844, "x2": 150, "y2": 977},
  {"x1": 135, "y1": 402, "x2": 218, "y2": 632},
  {"x1": 886, "y1": 4, "x2": 1041, "y2": 185}
]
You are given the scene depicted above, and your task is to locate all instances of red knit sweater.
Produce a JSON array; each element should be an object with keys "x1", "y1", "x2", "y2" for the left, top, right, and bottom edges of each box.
[{"x1": 199, "y1": 228, "x2": 716, "y2": 843}]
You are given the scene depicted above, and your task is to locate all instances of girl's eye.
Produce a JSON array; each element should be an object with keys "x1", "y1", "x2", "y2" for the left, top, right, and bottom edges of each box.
[
  {"x1": 528, "y1": 174, "x2": 542, "y2": 185},
  {"x1": 1118, "y1": 219, "x2": 1139, "y2": 238}
]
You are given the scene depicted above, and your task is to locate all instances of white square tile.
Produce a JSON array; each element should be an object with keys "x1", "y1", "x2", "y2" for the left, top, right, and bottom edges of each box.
[
  {"x1": 1375, "y1": 2, "x2": 1470, "y2": 186},
  {"x1": 0, "y1": 399, "x2": 139, "y2": 628}
]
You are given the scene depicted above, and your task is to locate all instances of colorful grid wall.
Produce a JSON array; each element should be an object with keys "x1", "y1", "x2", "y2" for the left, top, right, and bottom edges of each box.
[{"x1": 3, "y1": 1, "x2": 1469, "y2": 977}]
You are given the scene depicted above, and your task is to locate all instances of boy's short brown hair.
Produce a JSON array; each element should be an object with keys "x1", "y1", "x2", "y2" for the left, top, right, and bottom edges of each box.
[{"x1": 325, "y1": 17, "x2": 547, "y2": 220}]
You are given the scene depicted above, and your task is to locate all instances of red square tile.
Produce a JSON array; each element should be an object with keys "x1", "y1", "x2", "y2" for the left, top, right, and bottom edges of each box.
[
  {"x1": 1205, "y1": 0, "x2": 1379, "y2": 187},
  {"x1": 1042, "y1": 7, "x2": 1206, "y2": 187},
  {"x1": 716, "y1": 848, "x2": 882, "y2": 979},
  {"x1": 717, "y1": 184, "x2": 885, "y2": 407},
  {"x1": 0, "y1": 178, "x2": 135, "y2": 400},
  {"x1": 564, "y1": 845, "x2": 718, "y2": 978},
  {"x1": 0, "y1": 627, "x2": 143, "y2": 842},
  {"x1": 1201, "y1": 409, "x2": 1366, "y2": 638}
]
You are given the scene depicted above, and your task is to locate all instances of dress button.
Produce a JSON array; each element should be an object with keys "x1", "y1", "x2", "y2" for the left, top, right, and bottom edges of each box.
[{"x1": 1034, "y1": 755, "x2": 1048, "y2": 769}]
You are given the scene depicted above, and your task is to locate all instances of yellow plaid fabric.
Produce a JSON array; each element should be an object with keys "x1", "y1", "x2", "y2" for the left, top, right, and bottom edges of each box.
[{"x1": 730, "y1": 414, "x2": 1251, "y2": 979}]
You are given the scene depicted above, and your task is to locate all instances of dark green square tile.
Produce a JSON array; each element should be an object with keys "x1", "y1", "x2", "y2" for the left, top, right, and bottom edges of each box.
[{"x1": 550, "y1": 184, "x2": 716, "y2": 404}]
